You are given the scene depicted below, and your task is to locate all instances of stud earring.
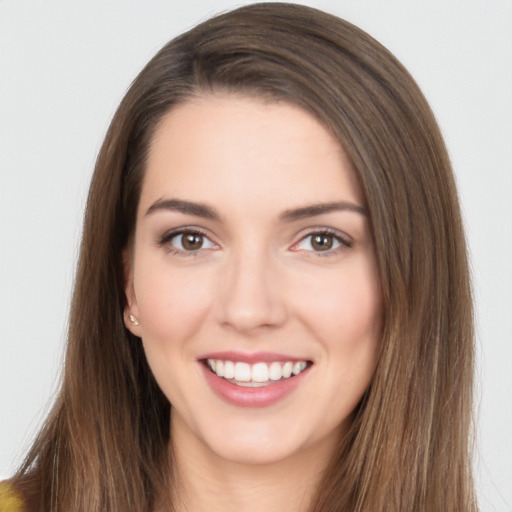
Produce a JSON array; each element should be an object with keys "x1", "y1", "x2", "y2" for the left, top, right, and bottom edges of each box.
[{"x1": 128, "y1": 314, "x2": 139, "y2": 326}]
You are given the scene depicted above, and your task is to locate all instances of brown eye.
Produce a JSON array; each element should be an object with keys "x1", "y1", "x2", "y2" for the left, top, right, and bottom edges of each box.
[
  {"x1": 293, "y1": 230, "x2": 349, "y2": 254},
  {"x1": 181, "y1": 233, "x2": 204, "y2": 250},
  {"x1": 167, "y1": 230, "x2": 216, "y2": 252},
  {"x1": 311, "y1": 234, "x2": 334, "y2": 251}
]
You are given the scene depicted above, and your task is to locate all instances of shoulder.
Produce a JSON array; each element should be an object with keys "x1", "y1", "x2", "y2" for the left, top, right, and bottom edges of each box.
[{"x1": 0, "y1": 481, "x2": 25, "y2": 512}]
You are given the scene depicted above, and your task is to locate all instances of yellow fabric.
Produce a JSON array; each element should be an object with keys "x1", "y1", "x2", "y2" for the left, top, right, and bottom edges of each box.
[{"x1": 0, "y1": 482, "x2": 24, "y2": 512}]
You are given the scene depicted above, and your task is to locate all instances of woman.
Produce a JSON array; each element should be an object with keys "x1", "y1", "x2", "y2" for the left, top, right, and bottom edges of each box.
[{"x1": 1, "y1": 3, "x2": 477, "y2": 511}]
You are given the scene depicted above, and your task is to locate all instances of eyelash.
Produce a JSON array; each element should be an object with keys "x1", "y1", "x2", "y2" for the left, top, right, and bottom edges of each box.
[
  {"x1": 157, "y1": 228, "x2": 217, "y2": 257},
  {"x1": 291, "y1": 228, "x2": 352, "y2": 257},
  {"x1": 157, "y1": 227, "x2": 352, "y2": 257}
]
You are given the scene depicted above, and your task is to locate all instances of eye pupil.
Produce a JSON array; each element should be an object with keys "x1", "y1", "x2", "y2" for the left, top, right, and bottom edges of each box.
[
  {"x1": 311, "y1": 234, "x2": 333, "y2": 251},
  {"x1": 182, "y1": 233, "x2": 203, "y2": 250}
]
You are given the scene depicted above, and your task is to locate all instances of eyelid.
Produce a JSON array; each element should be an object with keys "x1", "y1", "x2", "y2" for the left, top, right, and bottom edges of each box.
[
  {"x1": 290, "y1": 227, "x2": 353, "y2": 254},
  {"x1": 157, "y1": 226, "x2": 219, "y2": 255},
  {"x1": 156, "y1": 225, "x2": 352, "y2": 256}
]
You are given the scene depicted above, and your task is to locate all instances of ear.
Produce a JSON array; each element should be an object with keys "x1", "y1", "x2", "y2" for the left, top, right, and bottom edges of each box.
[{"x1": 122, "y1": 249, "x2": 142, "y2": 337}]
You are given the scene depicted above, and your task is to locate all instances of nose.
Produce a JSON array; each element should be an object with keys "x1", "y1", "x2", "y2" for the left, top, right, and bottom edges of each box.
[{"x1": 216, "y1": 249, "x2": 288, "y2": 335}]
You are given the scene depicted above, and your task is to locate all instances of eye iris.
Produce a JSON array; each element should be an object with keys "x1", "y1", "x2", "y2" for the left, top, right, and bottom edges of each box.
[
  {"x1": 311, "y1": 234, "x2": 333, "y2": 251},
  {"x1": 182, "y1": 233, "x2": 203, "y2": 250}
]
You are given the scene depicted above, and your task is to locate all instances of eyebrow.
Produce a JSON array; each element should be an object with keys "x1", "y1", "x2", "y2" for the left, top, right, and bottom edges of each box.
[
  {"x1": 279, "y1": 201, "x2": 367, "y2": 222},
  {"x1": 145, "y1": 198, "x2": 221, "y2": 220},
  {"x1": 145, "y1": 198, "x2": 367, "y2": 221}
]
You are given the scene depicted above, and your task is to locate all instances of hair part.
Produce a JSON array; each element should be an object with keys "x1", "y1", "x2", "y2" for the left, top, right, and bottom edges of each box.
[{"x1": 15, "y1": 3, "x2": 476, "y2": 511}]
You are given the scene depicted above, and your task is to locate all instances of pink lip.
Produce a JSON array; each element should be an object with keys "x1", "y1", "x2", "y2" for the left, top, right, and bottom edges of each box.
[
  {"x1": 200, "y1": 360, "x2": 311, "y2": 408},
  {"x1": 199, "y1": 351, "x2": 309, "y2": 364}
]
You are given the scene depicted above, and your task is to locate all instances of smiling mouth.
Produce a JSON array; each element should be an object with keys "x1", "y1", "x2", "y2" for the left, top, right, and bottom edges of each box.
[{"x1": 202, "y1": 359, "x2": 313, "y2": 387}]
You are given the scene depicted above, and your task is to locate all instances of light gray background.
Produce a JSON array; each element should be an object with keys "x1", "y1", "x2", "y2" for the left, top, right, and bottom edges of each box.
[{"x1": 1, "y1": 1, "x2": 511, "y2": 510}]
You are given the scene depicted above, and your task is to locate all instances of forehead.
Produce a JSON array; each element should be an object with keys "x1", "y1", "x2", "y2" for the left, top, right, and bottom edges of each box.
[{"x1": 140, "y1": 94, "x2": 363, "y2": 215}]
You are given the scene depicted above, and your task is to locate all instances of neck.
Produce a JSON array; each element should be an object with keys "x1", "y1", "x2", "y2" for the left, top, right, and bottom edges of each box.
[{"x1": 166, "y1": 416, "x2": 338, "y2": 512}]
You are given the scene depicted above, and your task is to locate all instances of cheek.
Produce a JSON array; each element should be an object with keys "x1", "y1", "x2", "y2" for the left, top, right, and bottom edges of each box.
[
  {"x1": 133, "y1": 263, "x2": 215, "y2": 344},
  {"x1": 297, "y1": 262, "x2": 382, "y2": 348},
  {"x1": 132, "y1": 264, "x2": 216, "y2": 406}
]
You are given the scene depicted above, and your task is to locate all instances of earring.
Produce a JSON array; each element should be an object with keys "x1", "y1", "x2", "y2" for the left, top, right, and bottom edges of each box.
[{"x1": 129, "y1": 314, "x2": 140, "y2": 326}]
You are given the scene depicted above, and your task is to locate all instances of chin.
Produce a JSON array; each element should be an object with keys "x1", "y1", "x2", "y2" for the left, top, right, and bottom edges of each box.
[
  {"x1": 206, "y1": 435, "x2": 305, "y2": 466},
  {"x1": 194, "y1": 413, "x2": 341, "y2": 469}
]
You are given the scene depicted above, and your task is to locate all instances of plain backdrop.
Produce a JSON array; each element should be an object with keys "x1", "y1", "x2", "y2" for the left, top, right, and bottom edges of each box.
[{"x1": 1, "y1": 1, "x2": 511, "y2": 510}]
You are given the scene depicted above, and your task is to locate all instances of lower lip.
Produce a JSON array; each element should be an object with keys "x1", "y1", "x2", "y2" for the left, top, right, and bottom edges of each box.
[{"x1": 201, "y1": 363, "x2": 310, "y2": 408}]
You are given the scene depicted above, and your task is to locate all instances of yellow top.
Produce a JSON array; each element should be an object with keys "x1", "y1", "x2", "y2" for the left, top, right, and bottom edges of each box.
[{"x1": 0, "y1": 482, "x2": 24, "y2": 512}]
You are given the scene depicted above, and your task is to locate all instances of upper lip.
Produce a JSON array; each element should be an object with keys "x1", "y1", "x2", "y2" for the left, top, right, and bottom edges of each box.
[{"x1": 198, "y1": 351, "x2": 312, "y2": 364}]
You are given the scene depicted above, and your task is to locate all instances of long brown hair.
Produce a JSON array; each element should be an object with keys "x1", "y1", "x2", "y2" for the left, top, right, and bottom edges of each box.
[{"x1": 14, "y1": 3, "x2": 477, "y2": 511}]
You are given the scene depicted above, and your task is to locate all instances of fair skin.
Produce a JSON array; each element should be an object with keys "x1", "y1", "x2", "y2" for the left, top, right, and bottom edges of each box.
[{"x1": 124, "y1": 94, "x2": 382, "y2": 512}]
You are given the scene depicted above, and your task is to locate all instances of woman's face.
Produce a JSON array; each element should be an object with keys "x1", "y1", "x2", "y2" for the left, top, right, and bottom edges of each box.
[{"x1": 125, "y1": 95, "x2": 382, "y2": 466}]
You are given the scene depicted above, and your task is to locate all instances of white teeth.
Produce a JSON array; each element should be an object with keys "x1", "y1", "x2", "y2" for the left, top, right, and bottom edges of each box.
[
  {"x1": 206, "y1": 358, "x2": 309, "y2": 383},
  {"x1": 269, "y1": 361, "x2": 282, "y2": 381},
  {"x1": 234, "y1": 362, "x2": 251, "y2": 382},
  {"x1": 252, "y1": 362, "x2": 269, "y2": 382},
  {"x1": 224, "y1": 360, "x2": 235, "y2": 379},
  {"x1": 292, "y1": 361, "x2": 306, "y2": 375},
  {"x1": 282, "y1": 361, "x2": 293, "y2": 378},
  {"x1": 215, "y1": 360, "x2": 224, "y2": 377}
]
